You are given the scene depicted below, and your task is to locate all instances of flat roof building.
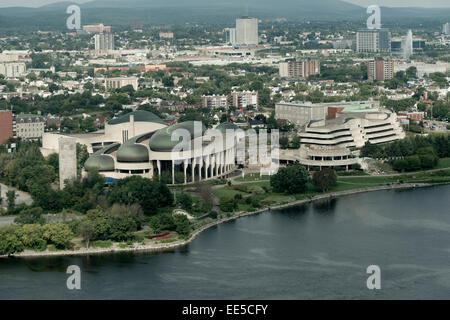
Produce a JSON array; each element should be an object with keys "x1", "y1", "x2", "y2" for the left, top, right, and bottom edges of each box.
[
  {"x1": 275, "y1": 102, "x2": 328, "y2": 127},
  {"x1": 356, "y1": 29, "x2": 391, "y2": 53},
  {"x1": 0, "y1": 110, "x2": 14, "y2": 144}
]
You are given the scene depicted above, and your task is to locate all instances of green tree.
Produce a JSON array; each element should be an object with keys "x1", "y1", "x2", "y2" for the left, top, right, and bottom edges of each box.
[
  {"x1": 173, "y1": 214, "x2": 191, "y2": 237},
  {"x1": 17, "y1": 224, "x2": 46, "y2": 251},
  {"x1": 6, "y1": 190, "x2": 16, "y2": 213},
  {"x1": 0, "y1": 226, "x2": 24, "y2": 256},
  {"x1": 107, "y1": 176, "x2": 173, "y2": 215},
  {"x1": 270, "y1": 163, "x2": 309, "y2": 194},
  {"x1": 42, "y1": 223, "x2": 73, "y2": 249},
  {"x1": 312, "y1": 168, "x2": 337, "y2": 192},
  {"x1": 78, "y1": 220, "x2": 95, "y2": 248}
]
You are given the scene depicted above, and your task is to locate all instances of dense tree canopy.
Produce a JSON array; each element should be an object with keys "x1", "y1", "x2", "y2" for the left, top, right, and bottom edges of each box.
[{"x1": 270, "y1": 163, "x2": 310, "y2": 194}]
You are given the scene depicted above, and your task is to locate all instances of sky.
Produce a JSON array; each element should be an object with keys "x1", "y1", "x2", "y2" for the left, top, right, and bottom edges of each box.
[{"x1": 0, "y1": 0, "x2": 449, "y2": 8}]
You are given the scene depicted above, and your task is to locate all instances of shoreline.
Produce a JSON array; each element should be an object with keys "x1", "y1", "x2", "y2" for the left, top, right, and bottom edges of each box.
[{"x1": 3, "y1": 181, "x2": 449, "y2": 259}]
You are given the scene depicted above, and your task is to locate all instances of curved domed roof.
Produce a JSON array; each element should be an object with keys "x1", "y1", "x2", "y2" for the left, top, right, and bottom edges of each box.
[
  {"x1": 117, "y1": 144, "x2": 149, "y2": 162},
  {"x1": 149, "y1": 121, "x2": 206, "y2": 152},
  {"x1": 84, "y1": 143, "x2": 120, "y2": 172},
  {"x1": 116, "y1": 132, "x2": 153, "y2": 162},
  {"x1": 108, "y1": 110, "x2": 166, "y2": 126}
]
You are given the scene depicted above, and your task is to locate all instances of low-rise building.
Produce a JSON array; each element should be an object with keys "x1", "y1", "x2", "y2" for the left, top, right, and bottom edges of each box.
[
  {"x1": 105, "y1": 77, "x2": 139, "y2": 91},
  {"x1": 230, "y1": 91, "x2": 258, "y2": 109},
  {"x1": 16, "y1": 114, "x2": 46, "y2": 140},
  {"x1": 275, "y1": 101, "x2": 328, "y2": 127},
  {"x1": 0, "y1": 62, "x2": 26, "y2": 78},
  {"x1": 201, "y1": 95, "x2": 228, "y2": 109}
]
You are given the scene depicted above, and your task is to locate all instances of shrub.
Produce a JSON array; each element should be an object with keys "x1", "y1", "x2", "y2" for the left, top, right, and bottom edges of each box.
[
  {"x1": 209, "y1": 211, "x2": 218, "y2": 219},
  {"x1": 42, "y1": 223, "x2": 73, "y2": 250},
  {"x1": 17, "y1": 224, "x2": 46, "y2": 251},
  {"x1": 219, "y1": 197, "x2": 237, "y2": 212}
]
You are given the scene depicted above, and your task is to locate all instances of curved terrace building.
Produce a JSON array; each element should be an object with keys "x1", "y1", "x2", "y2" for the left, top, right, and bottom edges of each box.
[{"x1": 300, "y1": 111, "x2": 405, "y2": 149}]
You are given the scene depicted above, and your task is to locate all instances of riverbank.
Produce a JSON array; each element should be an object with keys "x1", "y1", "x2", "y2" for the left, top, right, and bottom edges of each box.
[{"x1": 3, "y1": 181, "x2": 448, "y2": 259}]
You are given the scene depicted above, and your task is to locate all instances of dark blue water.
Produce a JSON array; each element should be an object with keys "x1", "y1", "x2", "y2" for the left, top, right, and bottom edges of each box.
[{"x1": 1, "y1": 185, "x2": 450, "y2": 299}]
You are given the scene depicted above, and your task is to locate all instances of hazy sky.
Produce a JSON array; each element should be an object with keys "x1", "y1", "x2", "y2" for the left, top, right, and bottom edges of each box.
[{"x1": 0, "y1": 0, "x2": 449, "y2": 8}]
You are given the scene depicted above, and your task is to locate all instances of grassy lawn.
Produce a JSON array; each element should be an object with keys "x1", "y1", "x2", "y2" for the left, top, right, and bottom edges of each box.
[
  {"x1": 214, "y1": 169, "x2": 450, "y2": 213},
  {"x1": 437, "y1": 158, "x2": 450, "y2": 169}
]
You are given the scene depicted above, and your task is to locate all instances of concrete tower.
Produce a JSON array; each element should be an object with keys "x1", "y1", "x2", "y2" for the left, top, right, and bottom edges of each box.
[{"x1": 59, "y1": 137, "x2": 77, "y2": 190}]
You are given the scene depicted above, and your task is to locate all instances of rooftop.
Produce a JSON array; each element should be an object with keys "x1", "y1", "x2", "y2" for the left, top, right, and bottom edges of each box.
[{"x1": 108, "y1": 110, "x2": 166, "y2": 126}]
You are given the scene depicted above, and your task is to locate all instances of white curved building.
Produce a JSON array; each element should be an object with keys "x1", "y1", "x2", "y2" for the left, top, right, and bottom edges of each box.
[{"x1": 300, "y1": 111, "x2": 405, "y2": 149}]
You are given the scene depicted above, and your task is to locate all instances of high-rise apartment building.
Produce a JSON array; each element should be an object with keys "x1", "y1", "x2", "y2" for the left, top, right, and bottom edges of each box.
[
  {"x1": 356, "y1": 29, "x2": 391, "y2": 53},
  {"x1": 224, "y1": 28, "x2": 237, "y2": 45},
  {"x1": 94, "y1": 33, "x2": 115, "y2": 51},
  {"x1": 368, "y1": 57, "x2": 394, "y2": 81},
  {"x1": 235, "y1": 17, "x2": 259, "y2": 46},
  {"x1": 443, "y1": 23, "x2": 450, "y2": 35},
  {"x1": 201, "y1": 95, "x2": 229, "y2": 109},
  {"x1": 279, "y1": 59, "x2": 320, "y2": 79},
  {"x1": 0, "y1": 110, "x2": 14, "y2": 144},
  {"x1": 230, "y1": 91, "x2": 258, "y2": 109}
]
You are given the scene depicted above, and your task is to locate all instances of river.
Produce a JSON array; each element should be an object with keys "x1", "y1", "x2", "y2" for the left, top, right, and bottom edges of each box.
[{"x1": 1, "y1": 185, "x2": 450, "y2": 299}]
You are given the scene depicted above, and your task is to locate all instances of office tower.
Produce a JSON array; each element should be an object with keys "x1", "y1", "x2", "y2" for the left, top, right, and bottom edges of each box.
[
  {"x1": 356, "y1": 29, "x2": 391, "y2": 53},
  {"x1": 443, "y1": 23, "x2": 450, "y2": 35},
  {"x1": 279, "y1": 59, "x2": 320, "y2": 79},
  {"x1": 224, "y1": 28, "x2": 237, "y2": 45},
  {"x1": 94, "y1": 33, "x2": 115, "y2": 51},
  {"x1": 368, "y1": 57, "x2": 394, "y2": 81},
  {"x1": 235, "y1": 17, "x2": 259, "y2": 46}
]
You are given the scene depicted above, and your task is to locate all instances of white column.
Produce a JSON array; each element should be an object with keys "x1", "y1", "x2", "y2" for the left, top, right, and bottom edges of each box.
[
  {"x1": 198, "y1": 157, "x2": 203, "y2": 181},
  {"x1": 172, "y1": 160, "x2": 175, "y2": 185},
  {"x1": 205, "y1": 156, "x2": 209, "y2": 180},
  {"x1": 157, "y1": 160, "x2": 161, "y2": 178},
  {"x1": 184, "y1": 159, "x2": 188, "y2": 184},
  {"x1": 191, "y1": 157, "x2": 196, "y2": 183}
]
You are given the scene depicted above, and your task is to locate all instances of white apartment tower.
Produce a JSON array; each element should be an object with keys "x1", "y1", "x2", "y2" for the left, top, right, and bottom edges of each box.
[
  {"x1": 94, "y1": 33, "x2": 115, "y2": 51},
  {"x1": 235, "y1": 17, "x2": 259, "y2": 46}
]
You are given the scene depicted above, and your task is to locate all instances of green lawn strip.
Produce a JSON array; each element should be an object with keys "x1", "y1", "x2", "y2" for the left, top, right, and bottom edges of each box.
[
  {"x1": 437, "y1": 158, "x2": 450, "y2": 169},
  {"x1": 214, "y1": 171, "x2": 450, "y2": 213}
]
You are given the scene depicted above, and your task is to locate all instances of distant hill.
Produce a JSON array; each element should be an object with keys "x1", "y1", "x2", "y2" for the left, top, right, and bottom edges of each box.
[{"x1": 0, "y1": 0, "x2": 449, "y2": 29}]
